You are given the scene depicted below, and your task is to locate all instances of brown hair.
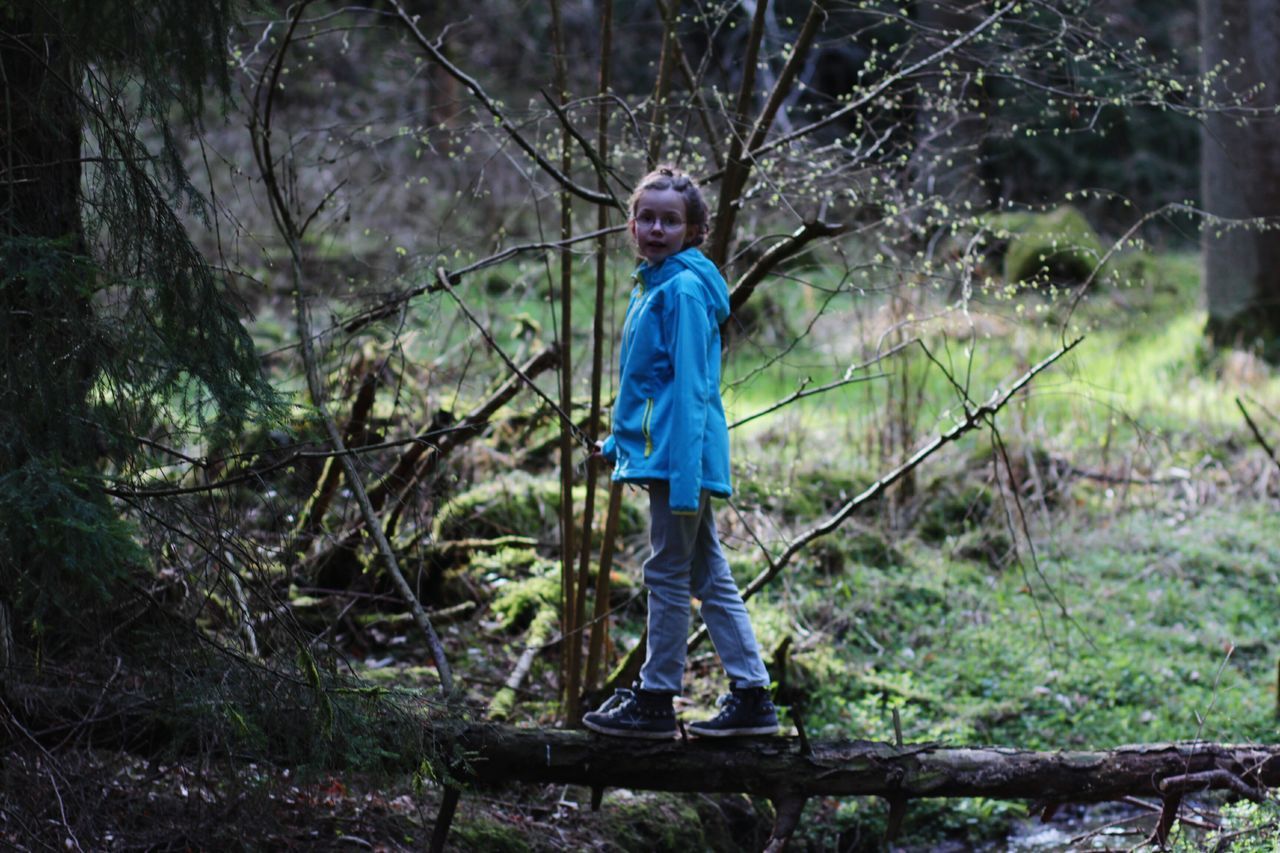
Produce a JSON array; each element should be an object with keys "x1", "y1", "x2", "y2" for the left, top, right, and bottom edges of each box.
[{"x1": 627, "y1": 165, "x2": 710, "y2": 248}]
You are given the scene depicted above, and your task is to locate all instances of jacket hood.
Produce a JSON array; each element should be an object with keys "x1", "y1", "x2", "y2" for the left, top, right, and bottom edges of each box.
[{"x1": 642, "y1": 248, "x2": 730, "y2": 324}]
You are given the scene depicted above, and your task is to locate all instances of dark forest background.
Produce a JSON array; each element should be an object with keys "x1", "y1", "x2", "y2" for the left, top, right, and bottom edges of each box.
[{"x1": 3, "y1": 0, "x2": 1280, "y2": 849}]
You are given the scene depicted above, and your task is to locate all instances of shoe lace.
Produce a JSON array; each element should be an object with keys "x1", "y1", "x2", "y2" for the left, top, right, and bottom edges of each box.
[
  {"x1": 597, "y1": 688, "x2": 635, "y2": 716},
  {"x1": 711, "y1": 692, "x2": 740, "y2": 719}
]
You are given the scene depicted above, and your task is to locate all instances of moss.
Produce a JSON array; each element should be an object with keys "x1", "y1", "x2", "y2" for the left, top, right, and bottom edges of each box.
[
  {"x1": 433, "y1": 472, "x2": 560, "y2": 541},
  {"x1": 995, "y1": 205, "x2": 1106, "y2": 286},
  {"x1": 488, "y1": 566, "x2": 559, "y2": 633},
  {"x1": 598, "y1": 791, "x2": 711, "y2": 851},
  {"x1": 843, "y1": 527, "x2": 906, "y2": 570},
  {"x1": 916, "y1": 480, "x2": 994, "y2": 543},
  {"x1": 952, "y1": 528, "x2": 1013, "y2": 569},
  {"x1": 734, "y1": 466, "x2": 865, "y2": 522},
  {"x1": 433, "y1": 473, "x2": 648, "y2": 542},
  {"x1": 451, "y1": 815, "x2": 531, "y2": 852}
]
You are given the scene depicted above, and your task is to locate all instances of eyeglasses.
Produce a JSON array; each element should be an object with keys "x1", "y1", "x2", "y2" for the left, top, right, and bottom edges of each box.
[{"x1": 634, "y1": 212, "x2": 686, "y2": 229}]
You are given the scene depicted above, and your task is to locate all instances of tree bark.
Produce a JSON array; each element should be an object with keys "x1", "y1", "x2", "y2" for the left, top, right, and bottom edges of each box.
[
  {"x1": 451, "y1": 725, "x2": 1280, "y2": 805},
  {"x1": 1200, "y1": 0, "x2": 1280, "y2": 358},
  {"x1": 0, "y1": 6, "x2": 94, "y2": 469}
]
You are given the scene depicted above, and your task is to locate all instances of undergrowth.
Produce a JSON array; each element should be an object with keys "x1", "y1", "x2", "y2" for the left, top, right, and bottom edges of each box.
[{"x1": 8, "y1": 226, "x2": 1280, "y2": 851}]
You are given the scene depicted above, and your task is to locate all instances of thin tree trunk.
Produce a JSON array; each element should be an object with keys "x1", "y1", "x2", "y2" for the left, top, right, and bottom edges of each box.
[
  {"x1": 646, "y1": 0, "x2": 682, "y2": 167},
  {"x1": 581, "y1": 0, "x2": 616, "y2": 697},
  {"x1": 548, "y1": 0, "x2": 583, "y2": 720}
]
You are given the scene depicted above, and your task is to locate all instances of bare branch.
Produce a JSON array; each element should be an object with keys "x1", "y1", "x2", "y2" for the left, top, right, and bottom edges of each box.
[
  {"x1": 340, "y1": 225, "x2": 626, "y2": 336},
  {"x1": 727, "y1": 218, "x2": 848, "y2": 317},
  {"x1": 252, "y1": 0, "x2": 453, "y2": 696},
  {"x1": 434, "y1": 268, "x2": 593, "y2": 453},
  {"x1": 387, "y1": 1, "x2": 619, "y2": 209},
  {"x1": 538, "y1": 90, "x2": 625, "y2": 209},
  {"x1": 728, "y1": 369, "x2": 887, "y2": 431},
  {"x1": 1238, "y1": 397, "x2": 1280, "y2": 476},
  {"x1": 695, "y1": 337, "x2": 1085, "y2": 651},
  {"x1": 704, "y1": 1, "x2": 1019, "y2": 184}
]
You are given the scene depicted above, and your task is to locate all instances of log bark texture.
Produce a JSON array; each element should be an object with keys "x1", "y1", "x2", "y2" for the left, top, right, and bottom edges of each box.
[{"x1": 449, "y1": 725, "x2": 1280, "y2": 804}]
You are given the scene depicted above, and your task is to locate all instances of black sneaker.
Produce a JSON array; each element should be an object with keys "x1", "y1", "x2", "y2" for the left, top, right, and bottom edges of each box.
[
  {"x1": 687, "y1": 686, "x2": 779, "y2": 737},
  {"x1": 582, "y1": 687, "x2": 677, "y2": 740}
]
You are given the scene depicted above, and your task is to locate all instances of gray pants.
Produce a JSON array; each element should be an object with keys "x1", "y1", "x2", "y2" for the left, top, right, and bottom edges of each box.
[{"x1": 638, "y1": 482, "x2": 771, "y2": 693}]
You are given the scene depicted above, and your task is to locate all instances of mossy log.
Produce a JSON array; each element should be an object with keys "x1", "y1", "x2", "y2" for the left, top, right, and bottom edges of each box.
[
  {"x1": 445, "y1": 722, "x2": 1274, "y2": 829},
  {"x1": 486, "y1": 606, "x2": 557, "y2": 722},
  {"x1": 448, "y1": 726, "x2": 1278, "y2": 805},
  {"x1": 438, "y1": 727, "x2": 1278, "y2": 849}
]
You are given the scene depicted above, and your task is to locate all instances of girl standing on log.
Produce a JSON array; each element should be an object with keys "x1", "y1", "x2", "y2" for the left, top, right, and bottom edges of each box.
[{"x1": 582, "y1": 166, "x2": 778, "y2": 740}]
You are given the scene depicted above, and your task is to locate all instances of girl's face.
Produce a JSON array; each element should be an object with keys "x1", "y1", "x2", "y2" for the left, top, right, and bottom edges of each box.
[{"x1": 629, "y1": 187, "x2": 689, "y2": 265}]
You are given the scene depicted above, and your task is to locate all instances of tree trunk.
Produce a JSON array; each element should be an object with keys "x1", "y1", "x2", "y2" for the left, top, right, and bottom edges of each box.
[
  {"x1": 0, "y1": 6, "x2": 94, "y2": 470},
  {"x1": 1200, "y1": 0, "x2": 1280, "y2": 358}
]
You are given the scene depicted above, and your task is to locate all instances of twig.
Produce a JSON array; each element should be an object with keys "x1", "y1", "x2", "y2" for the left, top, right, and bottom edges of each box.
[
  {"x1": 756, "y1": 339, "x2": 1082, "y2": 592},
  {"x1": 764, "y1": 794, "x2": 808, "y2": 853},
  {"x1": 655, "y1": 0, "x2": 724, "y2": 169},
  {"x1": 687, "y1": 338, "x2": 1084, "y2": 653},
  {"x1": 1238, "y1": 397, "x2": 1280, "y2": 476},
  {"x1": 430, "y1": 787, "x2": 461, "y2": 853},
  {"x1": 340, "y1": 224, "x2": 627, "y2": 336},
  {"x1": 388, "y1": 0, "x2": 618, "y2": 208},
  {"x1": 726, "y1": 218, "x2": 849, "y2": 320},
  {"x1": 707, "y1": 0, "x2": 829, "y2": 265},
  {"x1": 584, "y1": 481, "x2": 624, "y2": 689},
  {"x1": 227, "y1": 570, "x2": 260, "y2": 658},
  {"x1": 728, "y1": 370, "x2": 887, "y2": 430},
  {"x1": 366, "y1": 345, "x2": 562, "y2": 511},
  {"x1": 1115, "y1": 797, "x2": 1218, "y2": 832},
  {"x1": 1159, "y1": 769, "x2": 1267, "y2": 803},
  {"x1": 434, "y1": 267, "x2": 594, "y2": 453},
  {"x1": 582, "y1": 1, "x2": 617, "y2": 696},
  {"x1": 538, "y1": 89, "x2": 624, "y2": 208},
  {"x1": 0, "y1": 697, "x2": 83, "y2": 850},
  {"x1": 252, "y1": 0, "x2": 453, "y2": 696},
  {"x1": 705, "y1": 0, "x2": 769, "y2": 265},
  {"x1": 715, "y1": 2, "x2": 1018, "y2": 172},
  {"x1": 100, "y1": 421, "x2": 495, "y2": 500}
]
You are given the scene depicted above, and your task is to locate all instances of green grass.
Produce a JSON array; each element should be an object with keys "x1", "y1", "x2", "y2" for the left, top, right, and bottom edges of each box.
[{"x1": 278, "y1": 241, "x2": 1280, "y2": 849}]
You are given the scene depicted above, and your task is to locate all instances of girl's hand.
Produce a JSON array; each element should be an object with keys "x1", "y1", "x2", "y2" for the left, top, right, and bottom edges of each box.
[{"x1": 589, "y1": 440, "x2": 612, "y2": 470}]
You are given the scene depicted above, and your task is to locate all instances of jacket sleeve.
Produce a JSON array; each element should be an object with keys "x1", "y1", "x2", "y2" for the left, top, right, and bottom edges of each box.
[
  {"x1": 600, "y1": 433, "x2": 617, "y2": 463},
  {"x1": 667, "y1": 288, "x2": 711, "y2": 513}
]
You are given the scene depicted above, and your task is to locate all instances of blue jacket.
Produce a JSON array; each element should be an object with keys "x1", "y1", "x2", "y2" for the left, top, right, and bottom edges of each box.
[{"x1": 601, "y1": 247, "x2": 732, "y2": 513}]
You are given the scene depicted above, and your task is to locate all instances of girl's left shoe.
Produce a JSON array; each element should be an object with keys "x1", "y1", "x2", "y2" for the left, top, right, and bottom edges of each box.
[
  {"x1": 582, "y1": 687, "x2": 678, "y2": 739},
  {"x1": 687, "y1": 686, "x2": 779, "y2": 737}
]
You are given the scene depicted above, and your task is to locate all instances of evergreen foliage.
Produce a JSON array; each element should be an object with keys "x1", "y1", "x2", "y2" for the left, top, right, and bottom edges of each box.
[{"x1": 0, "y1": 1, "x2": 279, "y2": 636}]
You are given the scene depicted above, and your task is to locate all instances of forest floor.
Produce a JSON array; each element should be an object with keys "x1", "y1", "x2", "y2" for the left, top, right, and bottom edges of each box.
[{"x1": 7, "y1": 248, "x2": 1280, "y2": 851}]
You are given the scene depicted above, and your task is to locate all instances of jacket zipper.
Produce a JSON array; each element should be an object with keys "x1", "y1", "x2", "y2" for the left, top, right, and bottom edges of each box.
[
  {"x1": 621, "y1": 275, "x2": 645, "y2": 352},
  {"x1": 642, "y1": 398, "x2": 654, "y2": 457}
]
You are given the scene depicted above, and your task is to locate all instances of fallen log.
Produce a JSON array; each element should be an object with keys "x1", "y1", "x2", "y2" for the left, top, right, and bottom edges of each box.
[
  {"x1": 449, "y1": 727, "x2": 1280, "y2": 804},
  {"x1": 430, "y1": 727, "x2": 1280, "y2": 847}
]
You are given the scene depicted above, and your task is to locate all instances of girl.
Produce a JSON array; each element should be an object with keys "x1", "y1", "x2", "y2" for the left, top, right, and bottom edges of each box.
[{"x1": 582, "y1": 166, "x2": 777, "y2": 740}]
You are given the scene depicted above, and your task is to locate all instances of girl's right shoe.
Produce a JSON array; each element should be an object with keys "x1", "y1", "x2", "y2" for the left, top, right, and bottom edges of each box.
[
  {"x1": 582, "y1": 687, "x2": 677, "y2": 739},
  {"x1": 687, "y1": 686, "x2": 779, "y2": 737}
]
